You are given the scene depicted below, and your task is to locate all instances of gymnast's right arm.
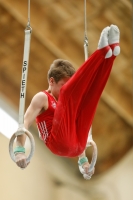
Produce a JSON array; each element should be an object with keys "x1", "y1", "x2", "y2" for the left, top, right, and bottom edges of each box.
[{"x1": 14, "y1": 92, "x2": 48, "y2": 168}]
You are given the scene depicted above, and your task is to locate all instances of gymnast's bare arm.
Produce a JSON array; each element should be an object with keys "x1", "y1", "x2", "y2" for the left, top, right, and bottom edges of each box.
[{"x1": 15, "y1": 92, "x2": 48, "y2": 168}]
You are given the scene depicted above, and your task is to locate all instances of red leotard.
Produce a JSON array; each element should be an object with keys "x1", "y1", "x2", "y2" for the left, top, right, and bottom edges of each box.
[
  {"x1": 36, "y1": 91, "x2": 57, "y2": 143},
  {"x1": 36, "y1": 46, "x2": 117, "y2": 157}
]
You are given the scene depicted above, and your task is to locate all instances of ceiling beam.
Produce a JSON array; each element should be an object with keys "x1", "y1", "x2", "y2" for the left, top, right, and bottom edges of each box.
[
  {"x1": 0, "y1": 0, "x2": 77, "y2": 66},
  {"x1": 0, "y1": 0, "x2": 132, "y2": 128},
  {"x1": 102, "y1": 91, "x2": 132, "y2": 127}
]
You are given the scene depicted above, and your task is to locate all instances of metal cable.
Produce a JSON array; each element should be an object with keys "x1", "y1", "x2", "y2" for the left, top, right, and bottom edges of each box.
[
  {"x1": 84, "y1": 0, "x2": 88, "y2": 52},
  {"x1": 27, "y1": 0, "x2": 31, "y2": 28}
]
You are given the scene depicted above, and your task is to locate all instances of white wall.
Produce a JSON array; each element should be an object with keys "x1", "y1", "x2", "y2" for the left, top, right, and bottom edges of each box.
[{"x1": 0, "y1": 94, "x2": 133, "y2": 200}]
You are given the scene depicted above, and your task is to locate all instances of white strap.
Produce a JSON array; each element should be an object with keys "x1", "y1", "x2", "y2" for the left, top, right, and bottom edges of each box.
[
  {"x1": 84, "y1": 0, "x2": 93, "y2": 148},
  {"x1": 18, "y1": 29, "x2": 32, "y2": 127},
  {"x1": 82, "y1": 1, "x2": 97, "y2": 180}
]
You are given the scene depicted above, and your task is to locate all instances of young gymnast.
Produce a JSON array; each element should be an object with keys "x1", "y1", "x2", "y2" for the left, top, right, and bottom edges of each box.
[{"x1": 14, "y1": 25, "x2": 120, "y2": 179}]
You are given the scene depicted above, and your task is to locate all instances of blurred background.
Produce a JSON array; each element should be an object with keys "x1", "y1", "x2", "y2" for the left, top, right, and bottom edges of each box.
[{"x1": 0, "y1": 0, "x2": 132, "y2": 200}]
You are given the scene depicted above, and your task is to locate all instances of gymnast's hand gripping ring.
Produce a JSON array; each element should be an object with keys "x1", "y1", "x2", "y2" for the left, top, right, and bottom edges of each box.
[
  {"x1": 9, "y1": 127, "x2": 35, "y2": 163},
  {"x1": 79, "y1": 140, "x2": 98, "y2": 180}
]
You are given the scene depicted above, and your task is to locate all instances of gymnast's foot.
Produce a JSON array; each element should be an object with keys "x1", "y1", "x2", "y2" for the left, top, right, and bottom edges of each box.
[
  {"x1": 98, "y1": 26, "x2": 112, "y2": 58},
  {"x1": 108, "y1": 24, "x2": 120, "y2": 56}
]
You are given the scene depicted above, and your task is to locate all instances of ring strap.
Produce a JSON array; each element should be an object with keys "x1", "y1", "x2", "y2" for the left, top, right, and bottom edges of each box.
[{"x1": 18, "y1": 29, "x2": 32, "y2": 127}]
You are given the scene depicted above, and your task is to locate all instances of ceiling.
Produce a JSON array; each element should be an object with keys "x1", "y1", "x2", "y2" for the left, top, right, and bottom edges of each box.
[{"x1": 0, "y1": 0, "x2": 132, "y2": 174}]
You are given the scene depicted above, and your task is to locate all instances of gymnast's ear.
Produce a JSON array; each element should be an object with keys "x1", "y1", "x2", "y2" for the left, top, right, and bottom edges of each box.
[{"x1": 49, "y1": 77, "x2": 55, "y2": 85}]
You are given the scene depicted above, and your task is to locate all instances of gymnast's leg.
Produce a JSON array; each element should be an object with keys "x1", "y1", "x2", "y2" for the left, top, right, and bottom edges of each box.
[
  {"x1": 86, "y1": 24, "x2": 120, "y2": 146},
  {"x1": 50, "y1": 25, "x2": 120, "y2": 157},
  {"x1": 75, "y1": 25, "x2": 120, "y2": 151}
]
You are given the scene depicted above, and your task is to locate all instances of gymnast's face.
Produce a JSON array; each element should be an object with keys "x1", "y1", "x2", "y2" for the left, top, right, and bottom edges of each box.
[{"x1": 49, "y1": 77, "x2": 70, "y2": 100}]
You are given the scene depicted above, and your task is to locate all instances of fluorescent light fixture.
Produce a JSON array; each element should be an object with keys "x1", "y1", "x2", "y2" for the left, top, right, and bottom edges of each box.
[
  {"x1": 0, "y1": 94, "x2": 31, "y2": 151},
  {"x1": 0, "y1": 107, "x2": 31, "y2": 150},
  {"x1": 0, "y1": 108, "x2": 18, "y2": 139},
  {"x1": 0, "y1": 95, "x2": 31, "y2": 151}
]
